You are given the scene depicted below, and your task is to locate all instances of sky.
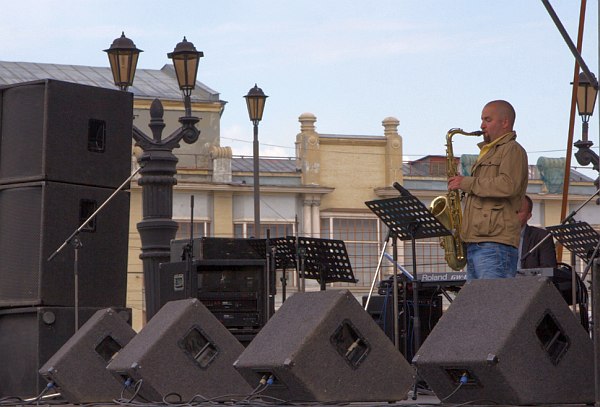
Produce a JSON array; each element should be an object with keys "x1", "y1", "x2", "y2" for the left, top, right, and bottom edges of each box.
[{"x1": 1, "y1": 1, "x2": 599, "y2": 178}]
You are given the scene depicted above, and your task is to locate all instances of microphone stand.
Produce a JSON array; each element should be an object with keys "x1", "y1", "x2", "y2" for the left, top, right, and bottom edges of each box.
[
  {"x1": 181, "y1": 195, "x2": 195, "y2": 299},
  {"x1": 47, "y1": 166, "x2": 142, "y2": 331}
]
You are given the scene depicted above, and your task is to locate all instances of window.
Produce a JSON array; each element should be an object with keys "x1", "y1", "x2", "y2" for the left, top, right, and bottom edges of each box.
[
  {"x1": 175, "y1": 221, "x2": 210, "y2": 240},
  {"x1": 234, "y1": 223, "x2": 295, "y2": 239},
  {"x1": 403, "y1": 236, "x2": 453, "y2": 274},
  {"x1": 321, "y1": 217, "x2": 381, "y2": 288}
]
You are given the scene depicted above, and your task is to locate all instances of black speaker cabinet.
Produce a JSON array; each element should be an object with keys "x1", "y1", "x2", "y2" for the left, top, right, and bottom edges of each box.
[
  {"x1": 0, "y1": 181, "x2": 129, "y2": 307},
  {"x1": 107, "y1": 298, "x2": 252, "y2": 402},
  {"x1": 169, "y1": 237, "x2": 267, "y2": 262},
  {"x1": 233, "y1": 289, "x2": 414, "y2": 403},
  {"x1": 0, "y1": 306, "x2": 131, "y2": 398},
  {"x1": 39, "y1": 308, "x2": 136, "y2": 403},
  {"x1": 0, "y1": 79, "x2": 132, "y2": 188},
  {"x1": 159, "y1": 259, "x2": 274, "y2": 346},
  {"x1": 413, "y1": 276, "x2": 594, "y2": 405}
]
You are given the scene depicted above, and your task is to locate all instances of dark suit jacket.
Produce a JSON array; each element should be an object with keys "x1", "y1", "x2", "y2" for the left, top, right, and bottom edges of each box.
[{"x1": 520, "y1": 224, "x2": 558, "y2": 269}]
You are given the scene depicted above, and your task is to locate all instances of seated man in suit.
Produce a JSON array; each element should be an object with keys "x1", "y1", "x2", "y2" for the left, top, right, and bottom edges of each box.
[{"x1": 518, "y1": 195, "x2": 557, "y2": 269}]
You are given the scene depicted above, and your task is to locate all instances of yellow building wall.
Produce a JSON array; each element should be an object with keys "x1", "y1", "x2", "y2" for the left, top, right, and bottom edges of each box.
[
  {"x1": 544, "y1": 199, "x2": 563, "y2": 225},
  {"x1": 213, "y1": 191, "x2": 233, "y2": 237},
  {"x1": 319, "y1": 141, "x2": 387, "y2": 209},
  {"x1": 127, "y1": 186, "x2": 144, "y2": 331}
]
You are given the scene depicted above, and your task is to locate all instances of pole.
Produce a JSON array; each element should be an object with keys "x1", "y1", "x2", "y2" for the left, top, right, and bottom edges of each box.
[
  {"x1": 253, "y1": 121, "x2": 261, "y2": 238},
  {"x1": 593, "y1": 258, "x2": 600, "y2": 406},
  {"x1": 558, "y1": 0, "x2": 587, "y2": 262}
]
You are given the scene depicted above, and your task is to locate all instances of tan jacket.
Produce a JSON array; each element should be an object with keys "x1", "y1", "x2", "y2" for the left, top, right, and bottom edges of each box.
[{"x1": 459, "y1": 132, "x2": 528, "y2": 248}]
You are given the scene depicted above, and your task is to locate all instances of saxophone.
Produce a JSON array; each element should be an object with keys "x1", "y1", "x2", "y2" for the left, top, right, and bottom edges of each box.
[{"x1": 429, "y1": 128, "x2": 483, "y2": 270}]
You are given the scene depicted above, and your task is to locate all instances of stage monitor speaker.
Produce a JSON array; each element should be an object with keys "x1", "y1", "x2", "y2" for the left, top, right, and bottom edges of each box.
[
  {"x1": 0, "y1": 79, "x2": 133, "y2": 188},
  {"x1": 0, "y1": 306, "x2": 131, "y2": 398},
  {"x1": 413, "y1": 276, "x2": 594, "y2": 405},
  {"x1": 233, "y1": 289, "x2": 414, "y2": 403},
  {"x1": 107, "y1": 298, "x2": 252, "y2": 402},
  {"x1": 0, "y1": 181, "x2": 129, "y2": 307},
  {"x1": 39, "y1": 308, "x2": 136, "y2": 403}
]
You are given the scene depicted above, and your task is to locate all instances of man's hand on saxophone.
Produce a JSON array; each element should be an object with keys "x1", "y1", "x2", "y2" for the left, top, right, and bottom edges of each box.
[{"x1": 448, "y1": 175, "x2": 464, "y2": 191}]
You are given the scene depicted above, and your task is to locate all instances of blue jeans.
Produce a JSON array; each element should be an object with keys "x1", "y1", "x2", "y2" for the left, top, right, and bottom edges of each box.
[{"x1": 466, "y1": 242, "x2": 518, "y2": 280}]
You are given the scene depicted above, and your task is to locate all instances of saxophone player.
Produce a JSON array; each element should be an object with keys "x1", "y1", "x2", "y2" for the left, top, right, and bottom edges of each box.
[{"x1": 447, "y1": 100, "x2": 528, "y2": 280}]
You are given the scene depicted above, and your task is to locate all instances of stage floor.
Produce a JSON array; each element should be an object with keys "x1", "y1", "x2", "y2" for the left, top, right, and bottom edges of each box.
[{"x1": 12, "y1": 394, "x2": 598, "y2": 407}]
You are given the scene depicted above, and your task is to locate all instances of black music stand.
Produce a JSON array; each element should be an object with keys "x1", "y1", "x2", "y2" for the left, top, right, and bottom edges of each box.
[
  {"x1": 294, "y1": 236, "x2": 356, "y2": 291},
  {"x1": 547, "y1": 221, "x2": 600, "y2": 290},
  {"x1": 546, "y1": 221, "x2": 600, "y2": 263},
  {"x1": 365, "y1": 193, "x2": 450, "y2": 357},
  {"x1": 271, "y1": 236, "x2": 297, "y2": 302}
]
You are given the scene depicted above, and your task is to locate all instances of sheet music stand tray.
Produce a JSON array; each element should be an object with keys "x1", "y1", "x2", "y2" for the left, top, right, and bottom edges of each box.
[
  {"x1": 365, "y1": 194, "x2": 450, "y2": 355},
  {"x1": 295, "y1": 236, "x2": 356, "y2": 291},
  {"x1": 546, "y1": 221, "x2": 600, "y2": 262},
  {"x1": 271, "y1": 236, "x2": 297, "y2": 270}
]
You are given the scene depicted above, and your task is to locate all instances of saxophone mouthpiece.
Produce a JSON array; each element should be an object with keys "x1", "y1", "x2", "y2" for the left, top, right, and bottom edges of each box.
[{"x1": 473, "y1": 131, "x2": 484, "y2": 136}]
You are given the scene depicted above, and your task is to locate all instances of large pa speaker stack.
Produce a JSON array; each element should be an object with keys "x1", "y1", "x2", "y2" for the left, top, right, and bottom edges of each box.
[
  {"x1": 0, "y1": 79, "x2": 132, "y2": 307},
  {"x1": 413, "y1": 276, "x2": 594, "y2": 405},
  {"x1": 234, "y1": 289, "x2": 414, "y2": 403},
  {"x1": 0, "y1": 79, "x2": 133, "y2": 397}
]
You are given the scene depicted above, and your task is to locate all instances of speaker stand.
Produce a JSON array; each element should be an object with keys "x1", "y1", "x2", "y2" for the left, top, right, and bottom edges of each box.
[{"x1": 70, "y1": 234, "x2": 82, "y2": 331}]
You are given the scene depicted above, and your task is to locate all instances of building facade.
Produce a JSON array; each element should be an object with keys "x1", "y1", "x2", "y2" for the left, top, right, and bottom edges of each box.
[{"x1": 1, "y1": 61, "x2": 598, "y2": 330}]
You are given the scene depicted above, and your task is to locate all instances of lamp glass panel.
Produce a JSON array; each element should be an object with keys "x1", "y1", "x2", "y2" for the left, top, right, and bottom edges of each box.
[
  {"x1": 172, "y1": 58, "x2": 186, "y2": 89},
  {"x1": 246, "y1": 97, "x2": 257, "y2": 121},
  {"x1": 117, "y1": 54, "x2": 131, "y2": 84},
  {"x1": 184, "y1": 58, "x2": 199, "y2": 88},
  {"x1": 585, "y1": 86, "x2": 598, "y2": 115},
  {"x1": 107, "y1": 53, "x2": 120, "y2": 84},
  {"x1": 254, "y1": 98, "x2": 266, "y2": 121},
  {"x1": 577, "y1": 85, "x2": 587, "y2": 115},
  {"x1": 128, "y1": 53, "x2": 139, "y2": 85}
]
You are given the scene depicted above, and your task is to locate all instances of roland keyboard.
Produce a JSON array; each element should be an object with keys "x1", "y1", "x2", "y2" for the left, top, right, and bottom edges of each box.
[
  {"x1": 418, "y1": 272, "x2": 467, "y2": 284},
  {"x1": 378, "y1": 272, "x2": 466, "y2": 294}
]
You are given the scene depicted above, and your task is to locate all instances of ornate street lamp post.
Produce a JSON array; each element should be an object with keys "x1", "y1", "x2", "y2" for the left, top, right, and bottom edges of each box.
[
  {"x1": 244, "y1": 84, "x2": 268, "y2": 238},
  {"x1": 573, "y1": 71, "x2": 599, "y2": 172},
  {"x1": 105, "y1": 33, "x2": 203, "y2": 320}
]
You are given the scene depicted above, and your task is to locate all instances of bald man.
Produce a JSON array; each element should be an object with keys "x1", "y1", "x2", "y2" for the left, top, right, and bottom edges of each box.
[{"x1": 448, "y1": 100, "x2": 528, "y2": 280}]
